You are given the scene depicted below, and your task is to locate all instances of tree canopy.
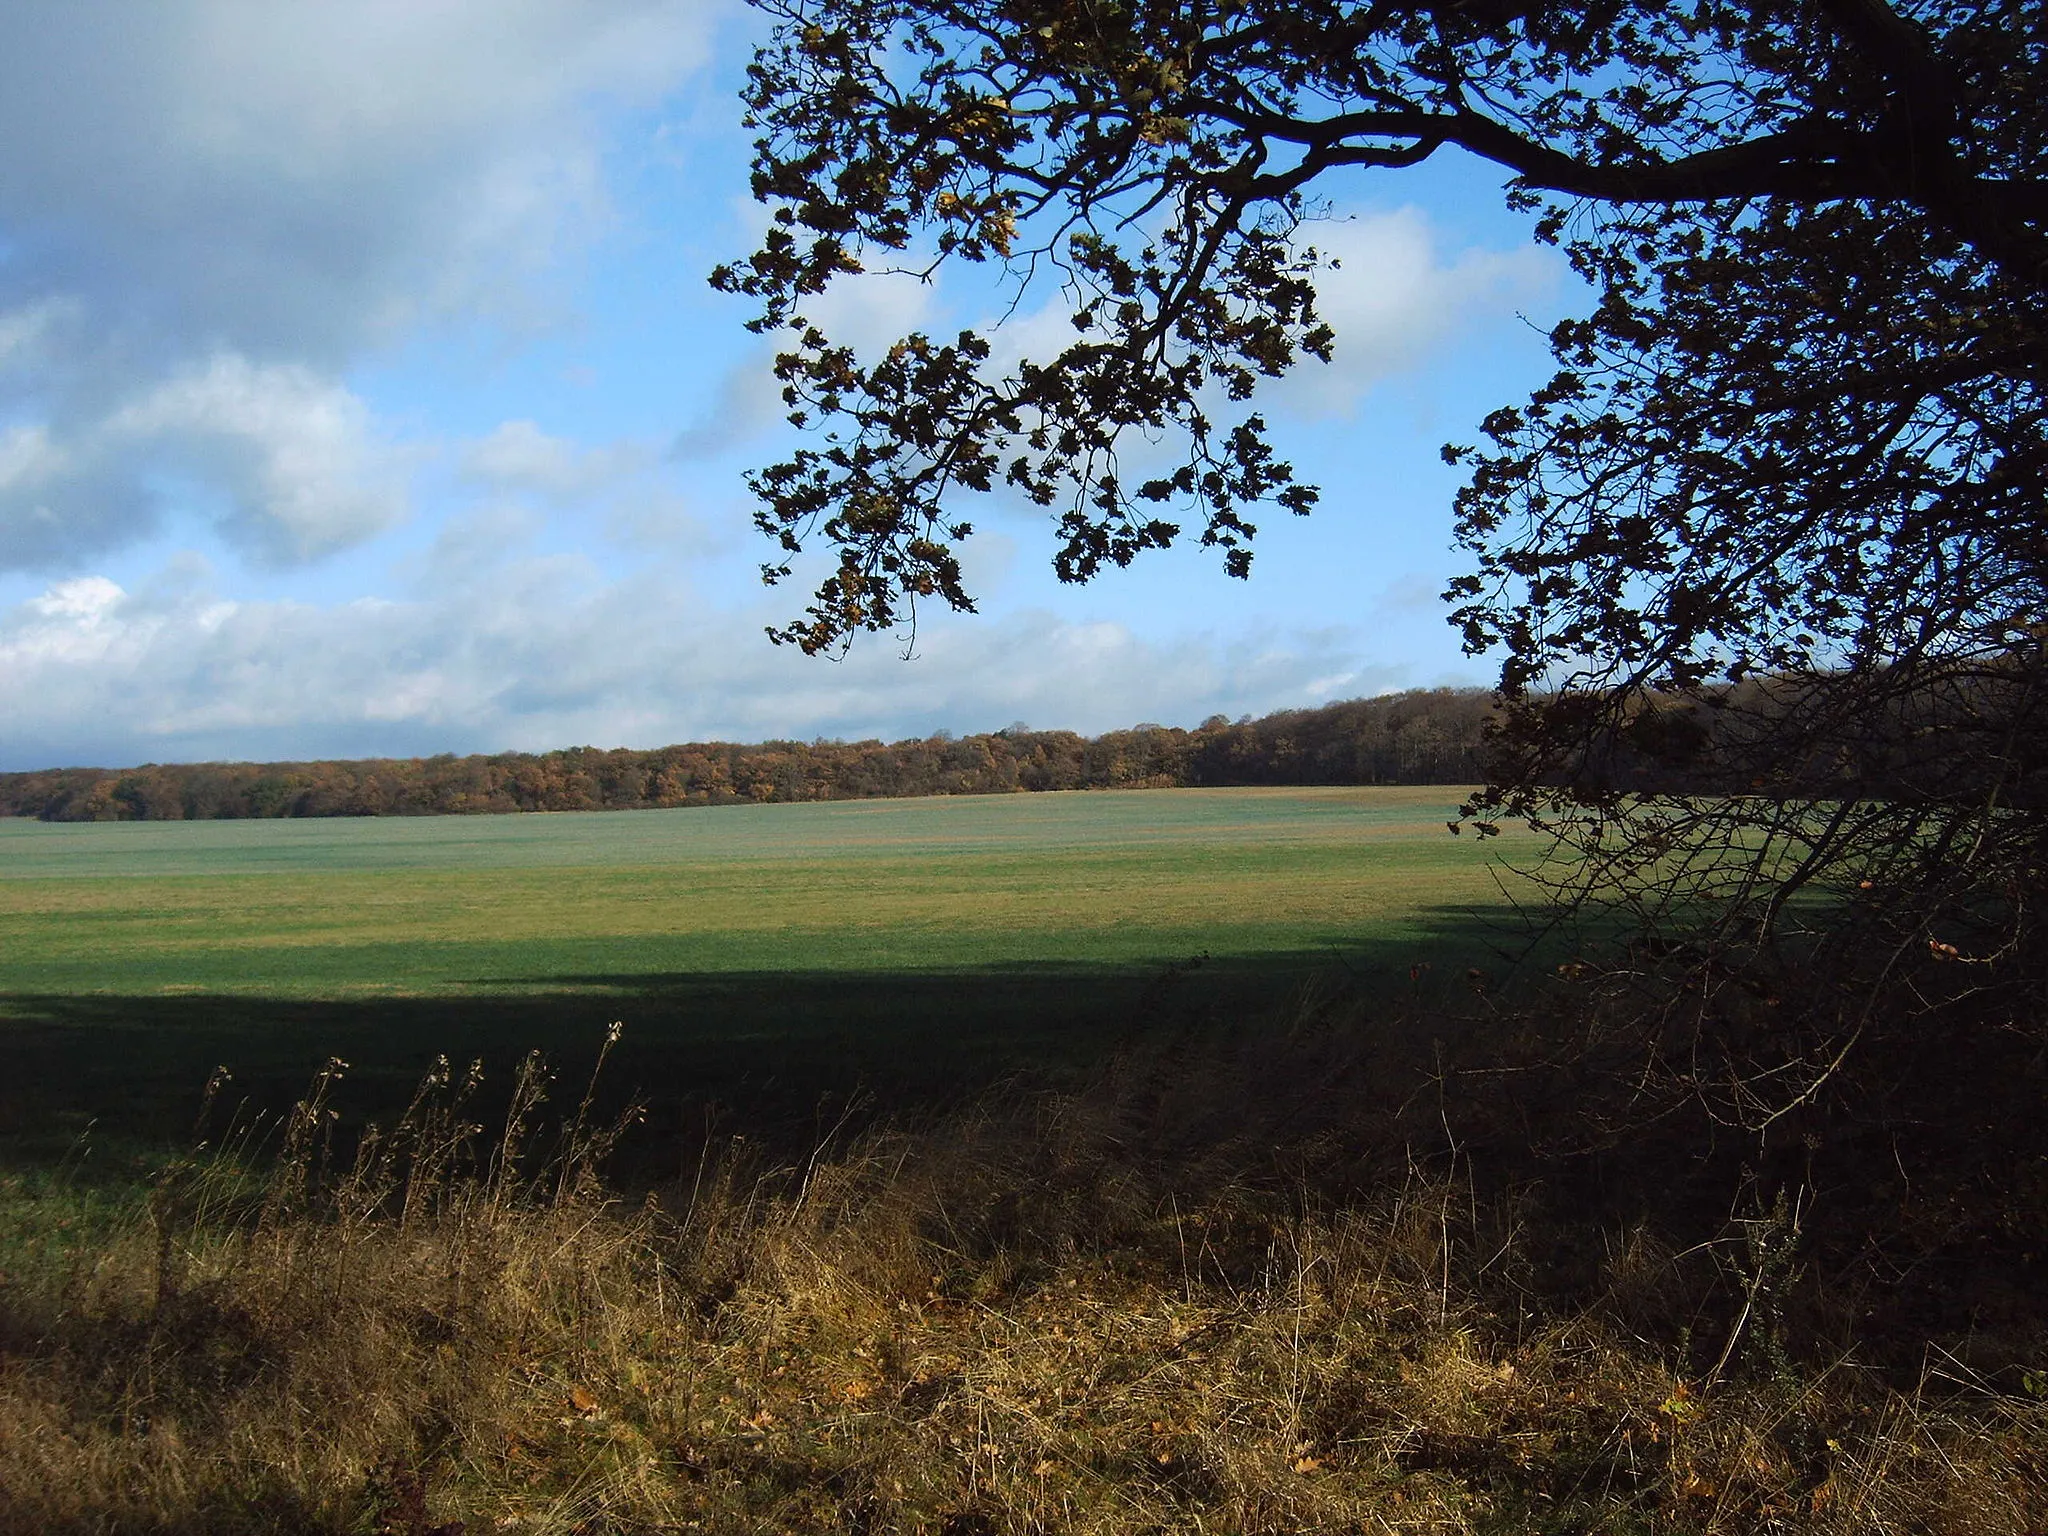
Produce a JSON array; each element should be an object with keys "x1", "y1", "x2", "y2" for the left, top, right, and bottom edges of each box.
[
  {"x1": 719, "y1": 0, "x2": 2048, "y2": 1104},
  {"x1": 0, "y1": 690, "x2": 1495, "y2": 820}
]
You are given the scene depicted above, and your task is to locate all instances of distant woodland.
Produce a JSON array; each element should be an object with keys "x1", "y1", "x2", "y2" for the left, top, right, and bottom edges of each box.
[{"x1": 0, "y1": 689, "x2": 1494, "y2": 821}]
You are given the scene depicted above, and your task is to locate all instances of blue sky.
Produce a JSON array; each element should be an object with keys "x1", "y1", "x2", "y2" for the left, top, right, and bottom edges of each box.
[{"x1": 0, "y1": 1, "x2": 1573, "y2": 772}]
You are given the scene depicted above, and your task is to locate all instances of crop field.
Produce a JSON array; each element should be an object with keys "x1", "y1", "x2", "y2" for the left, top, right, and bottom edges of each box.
[{"x1": 0, "y1": 786, "x2": 1527, "y2": 1153}]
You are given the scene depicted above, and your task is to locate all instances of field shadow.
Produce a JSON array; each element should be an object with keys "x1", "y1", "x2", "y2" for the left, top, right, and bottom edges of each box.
[{"x1": 0, "y1": 901, "x2": 1551, "y2": 1171}]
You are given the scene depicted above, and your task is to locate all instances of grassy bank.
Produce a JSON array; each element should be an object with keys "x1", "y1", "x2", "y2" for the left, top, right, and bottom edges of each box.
[{"x1": 2, "y1": 1033, "x2": 2040, "y2": 1535}]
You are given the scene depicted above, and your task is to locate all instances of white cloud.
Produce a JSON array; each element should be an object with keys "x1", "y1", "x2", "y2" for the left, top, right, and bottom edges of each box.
[
  {"x1": 1, "y1": 577, "x2": 170, "y2": 697},
  {"x1": 455, "y1": 421, "x2": 721, "y2": 559},
  {"x1": 0, "y1": 300, "x2": 81, "y2": 374},
  {"x1": 0, "y1": 562, "x2": 1414, "y2": 769},
  {"x1": 462, "y1": 420, "x2": 651, "y2": 501},
  {"x1": 0, "y1": 425, "x2": 71, "y2": 497},
  {"x1": 418, "y1": 501, "x2": 547, "y2": 580},
  {"x1": 0, "y1": 1, "x2": 722, "y2": 572},
  {"x1": 1275, "y1": 207, "x2": 1558, "y2": 417},
  {"x1": 16, "y1": 576, "x2": 133, "y2": 667},
  {"x1": 0, "y1": 1, "x2": 720, "y2": 363},
  {"x1": 108, "y1": 356, "x2": 411, "y2": 562},
  {"x1": 669, "y1": 352, "x2": 790, "y2": 461},
  {"x1": 0, "y1": 355, "x2": 410, "y2": 567}
]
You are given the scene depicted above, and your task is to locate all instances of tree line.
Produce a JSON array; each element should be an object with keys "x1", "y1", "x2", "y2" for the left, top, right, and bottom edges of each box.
[{"x1": 0, "y1": 689, "x2": 1495, "y2": 821}]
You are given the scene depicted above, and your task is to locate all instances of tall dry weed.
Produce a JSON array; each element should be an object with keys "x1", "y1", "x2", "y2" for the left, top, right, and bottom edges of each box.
[{"x1": 0, "y1": 1029, "x2": 2042, "y2": 1533}]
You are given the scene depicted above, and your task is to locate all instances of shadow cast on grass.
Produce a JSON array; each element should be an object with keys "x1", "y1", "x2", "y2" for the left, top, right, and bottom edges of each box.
[{"x1": 0, "y1": 904, "x2": 1542, "y2": 1176}]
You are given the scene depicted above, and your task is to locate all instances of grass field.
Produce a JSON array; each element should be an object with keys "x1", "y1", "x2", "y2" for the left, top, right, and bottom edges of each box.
[
  {"x1": 8, "y1": 792, "x2": 2044, "y2": 1533},
  {"x1": 0, "y1": 786, "x2": 1526, "y2": 1152}
]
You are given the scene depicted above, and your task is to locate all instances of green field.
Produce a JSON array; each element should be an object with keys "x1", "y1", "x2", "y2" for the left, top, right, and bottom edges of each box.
[{"x1": 0, "y1": 786, "x2": 1526, "y2": 1151}]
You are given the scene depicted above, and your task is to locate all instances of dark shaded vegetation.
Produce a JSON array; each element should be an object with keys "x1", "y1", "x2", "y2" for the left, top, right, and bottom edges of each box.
[
  {"x1": 0, "y1": 688, "x2": 1494, "y2": 820},
  {"x1": 2, "y1": 970, "x2": 2042, "y2": 1533},
  {"x1": 0, "y1": 904, "x2": 1520, "y2": 1164}
]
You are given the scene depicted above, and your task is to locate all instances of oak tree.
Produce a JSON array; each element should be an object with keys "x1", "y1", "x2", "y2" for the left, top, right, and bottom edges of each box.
[{"x1": 717, "y1": 0, "x2": 2048, "y2": 1116}]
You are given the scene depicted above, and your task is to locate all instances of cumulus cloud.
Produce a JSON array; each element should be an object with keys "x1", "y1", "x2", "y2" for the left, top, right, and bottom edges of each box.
[
  {"x1": 0, "y1": 562, "x2": 1414, "y2": 770},
  {"x1": 0, "y1": 1, "x2": 721, "y2": 571},
  {"x1": 0, "y1": 424, "x2": 156, "y2": 570},
  {"x1": 453, "y1": 420, "x2": 720, "y2": 560},
  {"x1": 0, "y1": 1, "x2": 719, "y2": 363},
  {"x1": 461, "y1": 420, "x2": 651, "y2": 501},
  {"x1": 0, "y1": 300, "x2": 80, "y2": 374},
  {"x1": 0, "y1": 356, "x2": 410, "y2": 567},
  {"x1": 1275, "y1": 207, "x2": 1557, "y2": 417},
  {"x1": 115, "y1": 357, "x2": 411, "y2": 561}
]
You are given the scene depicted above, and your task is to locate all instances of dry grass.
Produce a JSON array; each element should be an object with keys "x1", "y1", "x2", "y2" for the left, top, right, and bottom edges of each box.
[{"x1": 1, "y1": 1040, "x2": 2043, "y2": 1535}]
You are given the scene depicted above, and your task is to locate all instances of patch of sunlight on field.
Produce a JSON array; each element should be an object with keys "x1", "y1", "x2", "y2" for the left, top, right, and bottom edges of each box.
[
  {"x1": 0, "y1": 785, "x2": 1467, "y2": 875},
  {"x1": 0, "y1": 788, "x2": 1516, "y2": 998}
]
